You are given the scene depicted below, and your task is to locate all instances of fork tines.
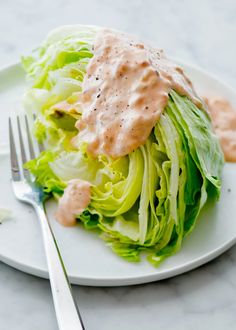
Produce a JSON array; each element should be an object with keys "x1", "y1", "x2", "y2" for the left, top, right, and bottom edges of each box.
[
  {"x1": 9, "y1": 117, "x2": 20, "y2": 181},
  {"x1": 8, "y1": 115, "x2": 43, "y2": 182}
]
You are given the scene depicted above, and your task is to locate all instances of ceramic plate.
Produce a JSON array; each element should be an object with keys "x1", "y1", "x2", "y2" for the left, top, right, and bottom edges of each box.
[{"x1": 0, "y1": 62, "x2": 235, "y2": 286}]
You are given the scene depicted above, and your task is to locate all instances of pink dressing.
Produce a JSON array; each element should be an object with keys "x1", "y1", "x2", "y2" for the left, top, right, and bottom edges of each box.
[
  {"x1": 55, "y1": 179, "x2": 91, "y2": 226},
  {"x1": 205, "y1": 98, "x2": 236, "y2": 162},
  {"x1": 73, "y1": 28, "x2": 202, "y2": 158}
]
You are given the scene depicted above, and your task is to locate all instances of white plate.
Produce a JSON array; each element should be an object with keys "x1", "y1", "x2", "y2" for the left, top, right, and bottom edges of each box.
[{"x1": 0, "y1": 62, "x2": 236, "y2": 287}]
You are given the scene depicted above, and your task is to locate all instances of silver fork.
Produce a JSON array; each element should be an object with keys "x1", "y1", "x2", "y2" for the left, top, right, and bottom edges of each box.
[{"x1": 9, "y1": 115, "x2": 85, "y2": 330}]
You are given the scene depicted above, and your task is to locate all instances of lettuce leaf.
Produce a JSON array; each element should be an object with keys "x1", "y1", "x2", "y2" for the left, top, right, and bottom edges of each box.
[
  {"x1": 0, "y1": 208, "x2": 12, "y2": 224},
  {"x1": 25, "y1": 151, "x2": 66, "y2": 197}
]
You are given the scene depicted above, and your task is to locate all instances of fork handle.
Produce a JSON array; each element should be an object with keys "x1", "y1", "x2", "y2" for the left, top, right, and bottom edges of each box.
[{"x1": 34, "y1": 203, "x2": 85, "y2": 330}]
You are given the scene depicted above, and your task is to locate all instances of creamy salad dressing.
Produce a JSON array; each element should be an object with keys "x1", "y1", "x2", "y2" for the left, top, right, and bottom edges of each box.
[
  {"x1": 57, "y1": 29, "x2": 236, "y2": 225},
  {"x1": 205, "y1": 98, "x2": 236, "y2": 162},
  {"x1": 55, "y1": 179, "x2": 91, "y2": 226},
  {"x1": 74, "y1": 28, "x2": 202, "y2": 158}
]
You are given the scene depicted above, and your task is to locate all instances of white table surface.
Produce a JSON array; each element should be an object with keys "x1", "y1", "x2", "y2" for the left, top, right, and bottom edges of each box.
[{"x1": 1, "y1": 0, "x2": 236, "y2": 329}]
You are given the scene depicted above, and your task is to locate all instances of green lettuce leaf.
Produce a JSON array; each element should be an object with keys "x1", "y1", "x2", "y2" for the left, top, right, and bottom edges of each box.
[{"x1": 25, "y1": 151, "x2": 66, "y2": 197}]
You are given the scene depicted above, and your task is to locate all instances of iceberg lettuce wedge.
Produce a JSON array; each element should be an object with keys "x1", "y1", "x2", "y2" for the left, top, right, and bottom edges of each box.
[{"x1": 23, "y1": 25, "x2": 224, "y2": 266}]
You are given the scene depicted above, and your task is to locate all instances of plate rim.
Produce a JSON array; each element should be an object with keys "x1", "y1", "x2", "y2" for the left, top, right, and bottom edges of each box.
[
  {"x1": 0, "y1": 231, "x2": 235, "y2": 286},
  {"x1": 0, "y1": 61, "x2": 236, "y2": 287}
]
